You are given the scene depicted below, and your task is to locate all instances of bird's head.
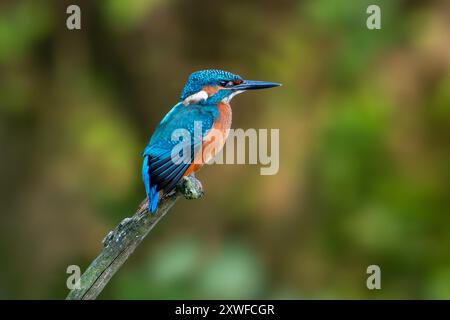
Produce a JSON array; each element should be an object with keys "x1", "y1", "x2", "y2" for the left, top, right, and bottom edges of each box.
[{"x1": 180, "y1": 69, "x2": 281, "y2": 106}]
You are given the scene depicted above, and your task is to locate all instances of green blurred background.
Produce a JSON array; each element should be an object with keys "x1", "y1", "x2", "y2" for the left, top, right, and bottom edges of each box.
[{"x1": 0, "y1": 0, "x2": 449, "y2": 299}]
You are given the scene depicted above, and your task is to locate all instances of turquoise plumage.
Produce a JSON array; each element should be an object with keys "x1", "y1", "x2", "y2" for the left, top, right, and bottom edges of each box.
[{"x1": 142, "y1": 69, "x2": 280, "y2": 213}]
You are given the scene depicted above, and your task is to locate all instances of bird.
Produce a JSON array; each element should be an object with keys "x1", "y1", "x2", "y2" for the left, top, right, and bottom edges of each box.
[{"x1": 142, "y1": 69, "x2": 281, "y2": 213}]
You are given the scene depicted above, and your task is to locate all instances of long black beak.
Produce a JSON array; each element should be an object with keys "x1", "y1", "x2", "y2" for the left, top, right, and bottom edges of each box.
[{"x1": 232, "y1": 80, "x2": 282, "y2": 91}]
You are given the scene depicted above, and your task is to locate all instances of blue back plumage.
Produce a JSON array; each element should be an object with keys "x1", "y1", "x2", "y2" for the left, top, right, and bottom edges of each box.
[{"x1": 142, "y1": 102, "x2": 218, "y2": 213}]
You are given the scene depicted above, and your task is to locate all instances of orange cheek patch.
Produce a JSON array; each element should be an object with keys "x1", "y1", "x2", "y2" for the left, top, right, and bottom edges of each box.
[{"x1": 202, "y1": 85, "x2": 222, "y2": 96}]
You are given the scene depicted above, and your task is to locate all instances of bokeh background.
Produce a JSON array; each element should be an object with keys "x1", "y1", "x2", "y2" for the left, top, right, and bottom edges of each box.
[{"x1": 1, "y1": 0, "x2": 449, "y2": 299}]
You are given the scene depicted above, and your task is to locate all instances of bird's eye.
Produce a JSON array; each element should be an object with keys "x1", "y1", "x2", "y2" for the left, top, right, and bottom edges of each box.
[
  {"x1": 219, "y1": 80, "x2": 234, "y2": 87},
  {"x1": 219, "y1": 80, "x2": 243, "y2": 87}
]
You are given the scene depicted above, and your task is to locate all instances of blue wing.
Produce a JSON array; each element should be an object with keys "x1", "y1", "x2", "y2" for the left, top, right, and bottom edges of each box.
[{"x1": 142, "y1": 102, "x2": 218, "y2": 213}]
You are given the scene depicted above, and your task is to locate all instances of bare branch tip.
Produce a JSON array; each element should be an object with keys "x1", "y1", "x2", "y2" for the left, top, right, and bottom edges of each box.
[{"x1": 178, "y1": 175, "x2": 204, "y2": 200}]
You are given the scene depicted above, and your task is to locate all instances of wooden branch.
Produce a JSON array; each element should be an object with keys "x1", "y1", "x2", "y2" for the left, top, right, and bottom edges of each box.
[{"x1": 66, "y1": 176, "x2": 203, "y2": 300}]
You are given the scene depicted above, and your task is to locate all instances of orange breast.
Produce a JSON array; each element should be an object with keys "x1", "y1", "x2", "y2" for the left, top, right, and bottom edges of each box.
[{"x1": 184, "y1": 101, "x2": 232, "y2": 176}]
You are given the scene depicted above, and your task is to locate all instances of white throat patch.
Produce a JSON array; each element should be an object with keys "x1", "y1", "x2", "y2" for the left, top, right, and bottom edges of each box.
[{"x1": 222, "y1": 90, "x2": 244, "y2": 104}]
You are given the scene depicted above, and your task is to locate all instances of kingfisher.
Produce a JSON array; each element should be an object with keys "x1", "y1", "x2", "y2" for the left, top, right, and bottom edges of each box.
[{"x1": 142, "y1": 69, "x2": 281, "y2": 213}]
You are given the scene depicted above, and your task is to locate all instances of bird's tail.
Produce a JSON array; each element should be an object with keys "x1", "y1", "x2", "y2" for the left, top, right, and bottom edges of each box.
[
  {"x1": 148, "y1": 185, "x2": 159, "y2": 213},
  {"x1": 142, "y1": 155, "x2": 159, "y2": 213}
]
